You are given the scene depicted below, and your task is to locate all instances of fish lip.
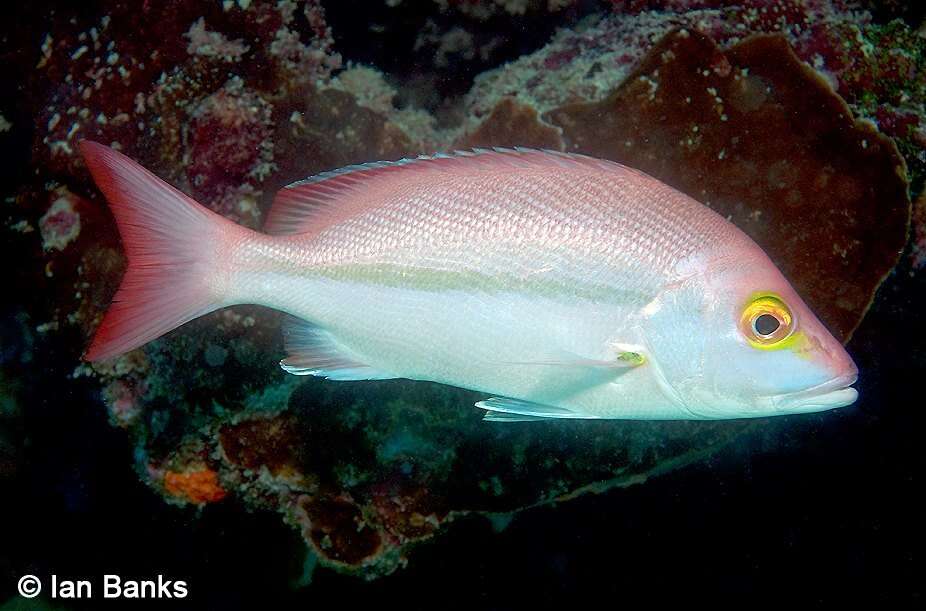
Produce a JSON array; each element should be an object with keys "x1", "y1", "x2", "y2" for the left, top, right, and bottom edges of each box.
[{"x1": 770, "y1": 372, "x2": 859, "y2": 412}]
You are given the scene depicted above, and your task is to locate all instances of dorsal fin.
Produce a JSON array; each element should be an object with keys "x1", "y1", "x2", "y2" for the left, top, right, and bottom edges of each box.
[{"x1": 263, "y1": 147, "x2": 629, "y2": 236}]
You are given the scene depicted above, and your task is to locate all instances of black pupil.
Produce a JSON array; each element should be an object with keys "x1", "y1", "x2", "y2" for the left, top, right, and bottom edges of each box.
[{"x1": 754, "y1": 313, "x2": 781, "y2": 336}]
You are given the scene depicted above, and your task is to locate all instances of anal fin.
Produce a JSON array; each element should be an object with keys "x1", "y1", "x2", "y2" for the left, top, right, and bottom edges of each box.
[
  {"x1": 475, "y1": 397, "x2": 601, "y2": 422},
  {"x1": 281, "y1": 316, "x2": 397, "y2": 381},
  {"x1": 482, "y1": 412, "x2": 551, "y2": 423}
]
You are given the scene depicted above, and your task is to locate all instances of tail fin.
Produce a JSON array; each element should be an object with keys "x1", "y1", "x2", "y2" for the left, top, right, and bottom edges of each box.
[{"x1": 80, "y1": 141, "x2": 243, "y2": 361}]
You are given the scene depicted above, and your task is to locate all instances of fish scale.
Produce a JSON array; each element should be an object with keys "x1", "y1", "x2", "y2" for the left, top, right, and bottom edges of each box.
[{"x1": 280, "y1": 168, "x2": 729, "y2": 302}]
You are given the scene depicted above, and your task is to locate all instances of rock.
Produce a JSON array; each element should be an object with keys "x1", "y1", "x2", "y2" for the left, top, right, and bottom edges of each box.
[{"x1": 455, "y1": 97, "x2": 564, "y2": 150}]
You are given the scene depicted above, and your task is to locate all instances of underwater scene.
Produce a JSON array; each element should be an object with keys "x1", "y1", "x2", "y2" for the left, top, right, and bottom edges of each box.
[{"x1": 0, "y1": 0, "x2": 923, "y2": 607}]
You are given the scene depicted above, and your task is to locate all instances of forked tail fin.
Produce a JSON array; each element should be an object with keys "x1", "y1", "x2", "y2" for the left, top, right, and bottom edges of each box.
[{"x1": 80, "y1": 141, "x2": 248, "y2": 361}]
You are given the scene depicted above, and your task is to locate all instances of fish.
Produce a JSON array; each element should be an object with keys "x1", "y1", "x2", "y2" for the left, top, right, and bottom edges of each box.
[{"x1": 79, "y1": 141, "x2": 858, "y2": 421}]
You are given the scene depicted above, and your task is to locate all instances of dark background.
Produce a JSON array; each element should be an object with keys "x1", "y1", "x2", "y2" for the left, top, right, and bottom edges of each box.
[{"x1": 1, "y1": 1, "x2": 922, "y2": 608}]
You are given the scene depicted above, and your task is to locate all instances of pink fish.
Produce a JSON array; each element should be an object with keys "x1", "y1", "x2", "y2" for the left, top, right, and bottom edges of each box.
[{"x1": 80, "y1": 141, "x2": 857, "y2": 420}]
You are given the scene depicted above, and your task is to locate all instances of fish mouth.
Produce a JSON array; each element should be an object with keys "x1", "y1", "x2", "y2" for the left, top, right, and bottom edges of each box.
[{"x1": 771, "y1": 373, "x2": 859, "y2": 413}]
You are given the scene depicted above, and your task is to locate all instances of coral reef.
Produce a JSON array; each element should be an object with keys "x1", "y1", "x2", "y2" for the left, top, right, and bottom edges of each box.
[
  {"x1": 433, "y1": 0, "x2": 578, "y2": 19},
  {"x1": 163, "y1": 466, "x2": 228, "y2": 506},
  {"x1": 2, "y1": 0, "x2": 920, "y2": 581},
  {"x1": 466, "y1": 0, "x2": 926, "y2": 189},
  {"x1": 38, "y1": 190, "x2": 83, "y2": 252},
  {"x1": 455, "y1": 97, "x2": 564, "y2": 149},
  {"x1": 34, "y1": 0, "x2": 340, "y2": 187}
]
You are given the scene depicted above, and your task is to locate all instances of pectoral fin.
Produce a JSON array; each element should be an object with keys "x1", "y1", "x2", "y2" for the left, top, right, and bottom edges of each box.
[
  {"x1": 499, "y1": 346, "x2": 646, "y2": 370},
  {"x1": 476, "y1": 397, "x2": 601, "y2": 422}
]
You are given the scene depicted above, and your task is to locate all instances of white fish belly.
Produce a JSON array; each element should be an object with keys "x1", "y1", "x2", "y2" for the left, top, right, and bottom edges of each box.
[{"x1": 238, "y1": 269, "x2": 679, "y2": 418}]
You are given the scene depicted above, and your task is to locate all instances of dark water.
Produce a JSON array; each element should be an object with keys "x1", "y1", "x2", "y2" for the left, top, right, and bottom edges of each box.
[{"x1": 1, "y1": 1, "x2": 923, "y2": 608}]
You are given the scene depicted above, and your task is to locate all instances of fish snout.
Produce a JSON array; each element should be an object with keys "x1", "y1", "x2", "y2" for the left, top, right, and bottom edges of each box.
[
  {"x1": 772, "y1": 371, "x2": 858, "y2": 413},
  {"x1": 810, "y1": 326, "x2": 859, "y2": 384},
  {"x1": 774, "y1": 334, "x2": 859, "y2": 413}
]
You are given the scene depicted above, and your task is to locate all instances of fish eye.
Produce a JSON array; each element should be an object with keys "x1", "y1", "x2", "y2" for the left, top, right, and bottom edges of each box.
[
  {"x1": 752, "y1": 313, "x2": 781, "y2": 337},
  {"x1": 740, "y1": 294, "x2": 794, "y2": 348}
]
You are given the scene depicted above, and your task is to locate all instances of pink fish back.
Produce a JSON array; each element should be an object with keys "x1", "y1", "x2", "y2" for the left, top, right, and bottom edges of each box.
[
  {"x1": 267, "y1": 149, "x2": 747, "y2": 296},
  {"x1": 268, "y1": 149, "x2": 648, "y2": 236}
]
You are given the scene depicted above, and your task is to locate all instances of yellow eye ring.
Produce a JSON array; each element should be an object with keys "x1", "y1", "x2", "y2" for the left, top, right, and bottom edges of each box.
[{"x1": 740, "y1": 294, "x2": 794, "y2": 348}]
